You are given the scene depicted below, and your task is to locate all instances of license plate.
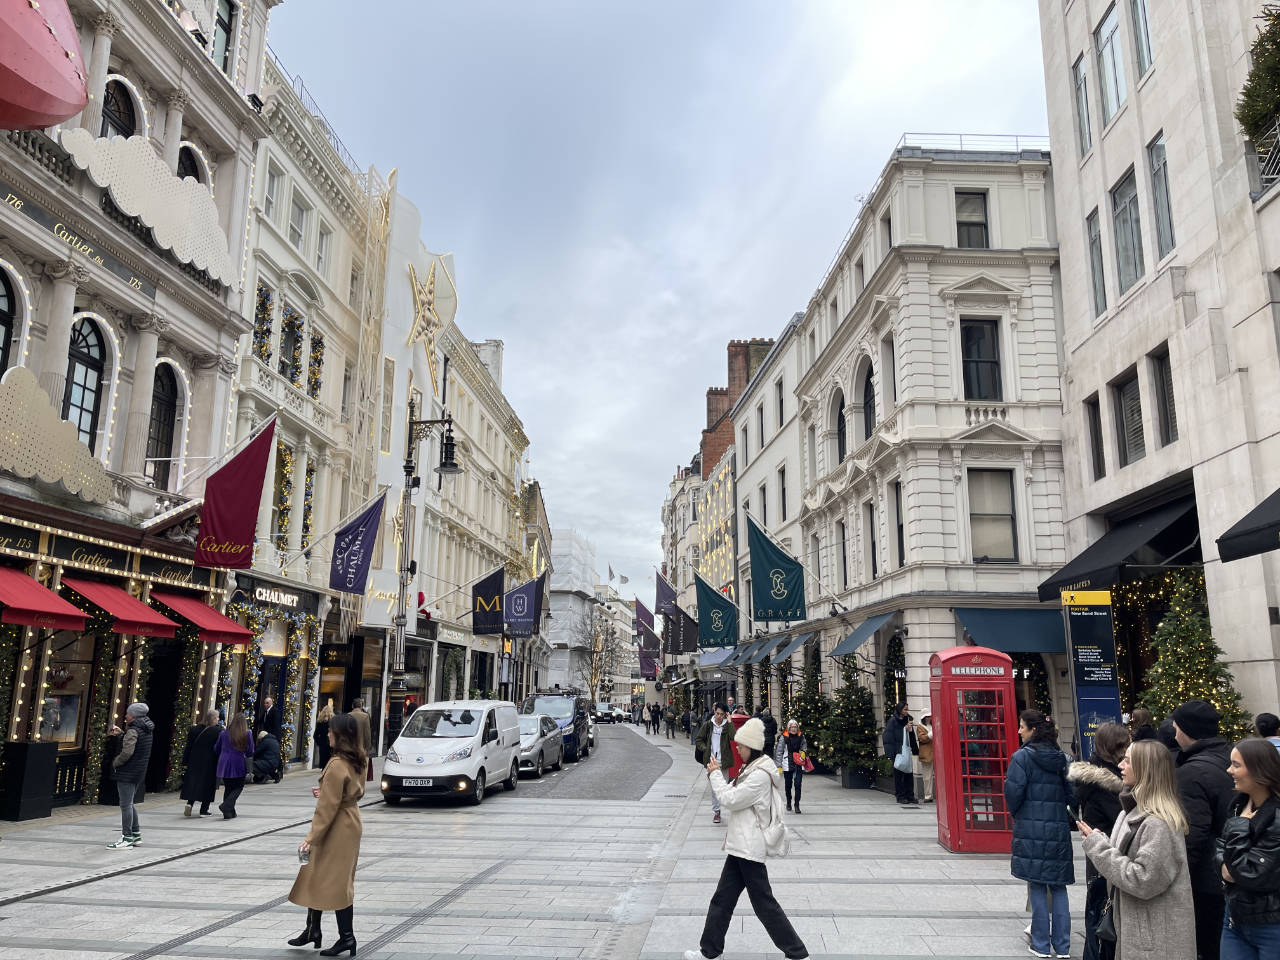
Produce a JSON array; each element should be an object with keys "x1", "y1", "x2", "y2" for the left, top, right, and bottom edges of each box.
[{"x1": 402, "y1": 778, "x2": 432, "y2": 787}]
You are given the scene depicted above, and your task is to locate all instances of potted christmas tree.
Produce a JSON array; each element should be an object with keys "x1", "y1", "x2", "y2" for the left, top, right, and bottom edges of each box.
[
  {"x1": 792, "y1": 643, "x2": 833, "y2": 772},
  {"x1": 825, "y1": 656, "x2": 878, "y2": 788}
]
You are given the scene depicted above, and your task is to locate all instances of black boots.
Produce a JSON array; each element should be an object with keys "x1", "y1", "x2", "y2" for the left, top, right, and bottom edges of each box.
[
  {"x1": 318, "y1": 906, "x2": 356, "y2": 956},
  {"x1": 287, "y1": 908, "x2": 322, "y2": 948}
]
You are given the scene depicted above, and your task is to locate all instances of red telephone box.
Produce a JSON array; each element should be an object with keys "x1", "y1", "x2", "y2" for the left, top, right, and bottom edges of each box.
[{"x1": 929, "y1": 646, "x2": 1020, "y2": 853}]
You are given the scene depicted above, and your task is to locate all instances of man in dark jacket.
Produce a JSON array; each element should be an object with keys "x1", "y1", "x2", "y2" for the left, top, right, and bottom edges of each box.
[
  {"x1": 757, "y1": 707, "x2": 778, "y2": 762},
  {"x1": 252, "y1": 730, "x2": 282, "y2": 783},
  {"x1": 107, "y1": 702, "x2": 154, "y2": 849},
  {"x1": 1171, "y1": 700, "x2": 1235, "y2": 960},
  {"x1": 260, "y1": 695, "x2": 282, "y2": 740},
  {"x1": 882, "y1": 702, "x2": 918, "y2": 804}
]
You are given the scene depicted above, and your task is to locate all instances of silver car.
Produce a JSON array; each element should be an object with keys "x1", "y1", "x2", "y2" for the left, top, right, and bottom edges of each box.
[{"x1": 518, "y1": 714, "x2": 563, "y2": 778}]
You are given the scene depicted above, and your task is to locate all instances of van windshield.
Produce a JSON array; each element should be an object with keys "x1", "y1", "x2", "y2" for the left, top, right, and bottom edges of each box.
[
  {"x1": 522, "y1": 696, "x2": 574, "y2": 719},
  {"x1": 401, "y1": 709, "x2": 481, "y2": 738}
]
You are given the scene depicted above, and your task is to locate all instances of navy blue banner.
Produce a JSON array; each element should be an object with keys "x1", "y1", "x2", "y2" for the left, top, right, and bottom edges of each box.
[
  {"x1": 656, "y1": 573, "x2": 677, "y2": 616},
  {"x1": 328, "y1": 493, "x2": 386, "y2": 594},
  {"x1": 504, "y1": 577, "x2": 540, "y2": 637},
  {"x1": 472, "y1": 566, "x2": 505, "y2": 635},
  {"x1": 746, "y1": 517, "x2": 806, "y2": 620}
]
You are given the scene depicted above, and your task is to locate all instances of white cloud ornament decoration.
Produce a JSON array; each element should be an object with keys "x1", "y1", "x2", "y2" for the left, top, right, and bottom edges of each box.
[{"x1": 59, "y1": 128, "x2": 234, "y2": 286}]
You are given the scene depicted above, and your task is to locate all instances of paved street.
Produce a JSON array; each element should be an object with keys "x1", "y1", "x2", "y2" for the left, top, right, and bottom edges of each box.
[{"x1": 0, "y1": 724, "x2": 1087, "y2": 960}]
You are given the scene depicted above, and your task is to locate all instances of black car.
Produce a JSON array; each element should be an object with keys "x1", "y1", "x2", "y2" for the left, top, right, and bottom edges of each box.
[
  {"x1": 593, "y1": 702, "x2": 616, "y2": 723},
  {"x1": 521, "y1": 693, "x2": 591, "y2": 761}
]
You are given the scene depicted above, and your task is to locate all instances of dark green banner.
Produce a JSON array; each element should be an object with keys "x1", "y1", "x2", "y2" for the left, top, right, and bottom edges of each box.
[
  {"x1": 695, "y1": 574, "x2": 737, "y2": 647},
  {"x1": 747, "y1": 517, "x2": 806, "y2": 621}
]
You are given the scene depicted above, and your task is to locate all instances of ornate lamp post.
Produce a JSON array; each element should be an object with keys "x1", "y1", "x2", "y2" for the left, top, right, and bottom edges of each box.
[{"x1": 388, "y1": 396, "x2": 461, "y2": 745}]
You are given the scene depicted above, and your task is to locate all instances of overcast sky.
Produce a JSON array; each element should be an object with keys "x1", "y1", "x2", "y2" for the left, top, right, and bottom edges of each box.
[{"x1": 270, "y1": 1, "x2": 1049, "y2": 597}]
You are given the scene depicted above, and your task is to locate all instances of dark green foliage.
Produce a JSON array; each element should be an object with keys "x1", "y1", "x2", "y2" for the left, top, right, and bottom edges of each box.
[{"x1": 1237, "y1": 5, "x2": 1280, "y2": 141}]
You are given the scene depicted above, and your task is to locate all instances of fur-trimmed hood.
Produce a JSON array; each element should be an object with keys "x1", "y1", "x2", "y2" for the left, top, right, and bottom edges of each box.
[{"x1": 1067, "y1": 759, "x2": 1123, "y2": 793}]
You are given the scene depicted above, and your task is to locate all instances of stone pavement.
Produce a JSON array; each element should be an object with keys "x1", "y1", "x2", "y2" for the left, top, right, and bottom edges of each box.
[{"x1": 0, "y1": 725, "x2": 1089, "y2": 959}]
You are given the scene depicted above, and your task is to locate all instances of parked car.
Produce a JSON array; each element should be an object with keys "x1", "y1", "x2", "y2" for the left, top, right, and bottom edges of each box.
[
  {"x1": 610, "y1": 706, "x2": 628, "y2": 723},
  {"x1": 587, "y1": 714, "x2": 597, "y2": 750},
  {"x1": 520, "y1": 693, "x2": 591, "y2": 761},
  {"x1": 594, "y1": 701, "x2": 616, "y2": 723},
  {"x1": 381, "y1": 700, "x2": 521, "y2": 806},
  {"x1": 518, "y1": 714, "x2": 563, "y2": 777}
]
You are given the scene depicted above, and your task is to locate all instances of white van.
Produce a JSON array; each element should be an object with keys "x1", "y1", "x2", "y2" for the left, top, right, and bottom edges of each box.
[{"x1": 381, "y1": 700, "x2": 521, "y2": 806}]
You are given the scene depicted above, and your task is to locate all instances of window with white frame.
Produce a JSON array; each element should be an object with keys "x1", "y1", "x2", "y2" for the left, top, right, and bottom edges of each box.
[
  {"x1": 1130, "y1": 0, "x2": 1153, "y2": 76},
  {"x1": 316, "y1": 224, "x2": 332, "y2": 276},
  {"x1": 1111, "y1": 170, "x2": 1145, "y2": 293},
  {"x1": 1085, "y1": 395, "x2": 1106, "y2": 480},
  {"x1": 1087, "y1": 209, "x2": 1108, "y2": 317},
  {"x1": 775, "y1": 378, "x2": 784, "y2": 429},
  {"x1": 757, "y1": 404, "x2": 765, "y2": 448},
  {"x1": 880, "y1": 211, "x2": 892, "y2": 256},
  {"x1": 1148, "y1": 133, "x2": 1175, "y2": 259},
  {"x1": 837, "y1": 520, "x2": 848, "y2": 589},
  {"x1": 1073, "y1": 55, "x2": 1092, "y2": 154},
  {"x1": 349, "y1": 264, "x2": 363, "y2": 309},
  {"x1": 956, "y1": 192, "x2": 990, "y2": 249},
  {"x1": 263, "y1": 165, "x2": 281, "y2": 221},
  {"x1": 855, "y1": 258, "x2": 865, "y2": 296},
  {"x1": 960, "y1": 318, "x2": 1002, "y2": 401},
  {"x1": 882, "y1": 334, "x2": 897, "y2": 405},
  {"x1": 1095, "y1": 4, "x2": 1127, "y2": 125},
  {"x1": 213, "y1": 0, "x2": 237, "y2": 75},
  {"x1": 968, "y1": 470, "x2": 1017, "y2": 563},
  {"x1": 864, "y1": 502, "x2": 878, "y2": 579},
  {"x1": 740, "y1": 425, "x2": 749, "y2": 465},
  {"x1": 288, "y1": 194, "x2": 309, "y2": 250},
  {"x1": 759, "y1": 484, "x2": 767, "y2": 527},
  {"x1": 380, "y1": 357, "x2": 395, "y2": 453},
  {"x1": 893, "y1": 480, "x2": 905, "y2": 568},
  {"x1": 1112, "y1": 370, "x2": 1146, "y2": 466}
]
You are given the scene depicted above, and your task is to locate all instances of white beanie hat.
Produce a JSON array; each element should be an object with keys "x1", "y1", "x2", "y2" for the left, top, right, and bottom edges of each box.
[{"x1": 734, "y1": 717, "x2": 765, "y2": 751}]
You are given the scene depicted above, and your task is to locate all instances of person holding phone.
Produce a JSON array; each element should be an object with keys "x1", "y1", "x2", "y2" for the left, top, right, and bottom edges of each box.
[
  {"x1": 1078, "y1": 739, "x2": 1194, "y2": 960},
  {"x1": 1068, "y1": 722, "x2": 1131, "y2": 960}
]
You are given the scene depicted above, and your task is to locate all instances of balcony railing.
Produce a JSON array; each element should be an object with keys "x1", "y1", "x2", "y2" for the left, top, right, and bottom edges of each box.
[
  {"x1": 265, "y1": 44, "x2": 362, "y2": 178},
  {"x1": 1254, "y1": 114, "x2": 1280, "y2": 198}
]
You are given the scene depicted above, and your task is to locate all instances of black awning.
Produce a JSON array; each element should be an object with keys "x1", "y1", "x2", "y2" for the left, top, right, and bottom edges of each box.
[
  {"x1": 955, "y1": 608, "x2": 1066, "y2": 654},
  {"x1": 1037, "y1": 497, "x2": 1196, "y2": 601},
  {"x1": 1218, "y1": 486, "x2": 1280, "y2": 562}
]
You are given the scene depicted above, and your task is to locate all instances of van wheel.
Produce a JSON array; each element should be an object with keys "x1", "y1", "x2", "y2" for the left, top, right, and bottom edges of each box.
[
  {"x1": 566, "y1": 745, "x2": 579, "y2": 763},
  {"x1": 383, "y1": 795, "x2": 401, "y2": 805},
  {"x1": 534, "y1": 753, "x2": 544, "y2": 778},
  {"x1": 470, "y1": 770, "x2": 485, "y2": 806},
  {"x1": 505, "y1": 760, "x2": 518, "y2": 791}
]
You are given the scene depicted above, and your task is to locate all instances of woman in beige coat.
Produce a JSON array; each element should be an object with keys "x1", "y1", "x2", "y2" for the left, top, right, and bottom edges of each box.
[
  {"x1": 1078, "y1": 739, "x2": 1195, "y2": 960},
  {"x1": 287, "y1": 712, "x2": 365, "y2": 957}
]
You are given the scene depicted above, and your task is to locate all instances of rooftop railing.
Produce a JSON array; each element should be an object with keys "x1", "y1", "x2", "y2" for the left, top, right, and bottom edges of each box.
[{"x1": 266, "y1": 44, "x2": 363, "y2": 178}]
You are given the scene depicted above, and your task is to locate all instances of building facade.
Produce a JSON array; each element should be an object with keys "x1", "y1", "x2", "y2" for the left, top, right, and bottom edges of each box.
[
  {"x1": 1038, "y1": 0, "x2": 1280, "y2": 710},
  {"x1": 547, "y1": 528, "x2": 597, "y2": 691},
  {"x1": 793, "y1": 137, "x2": 1069, "y2": 726}
]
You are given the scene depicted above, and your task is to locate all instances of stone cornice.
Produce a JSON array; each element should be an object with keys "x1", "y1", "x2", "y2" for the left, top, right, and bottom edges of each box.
[{"x1": 439, "y1": 323, "x2": 527, "y2": 449}]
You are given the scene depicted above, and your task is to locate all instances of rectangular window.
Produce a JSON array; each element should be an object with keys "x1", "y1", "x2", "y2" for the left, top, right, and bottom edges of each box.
[
  {"x1": 855, "y1": 258, "x2": 865, "y2": 296},
  {"x1": 349, "y1": 265, "x2": 363, "y2": 310},
  {"x1": 1148, "y1": 133, "x2": 1175, "y2": 259},
  {"x1": 288, "y1": 195, "x2": 309, "y2": 250},
  {"x1": 778, "y1": 466, "x2": 787, "y2": 522},
  {"x1": 960, "y1": 318, "x2": 1003, "y2": 401},
  {"x1": 837, "y1": 520, "x2": 848, "y2": 589},
  {"x1": 807, "y1": 330, "x2": 816, "y2": 366},
  {"x1": 1087, "y1": 209, "x2": 1108, "y2": 317},
  {"x1": 263, "y1": 166, "x2": 280, "y2": 220},
  {"x1": 380, "y1": 357, "x2": 395, "y2": 453},
  {"x1": 829, "y1": 296, "x2": 839, "y2": 337},
  {"x1": 316, "y1": 225, "x2": 332, "y2": 276},
  {"x1": 740, "y1": 426, "x2": 749, "y2": 465},
  {"x1": 757, "y1": 404, "x2": 765, "y2": 448},
  {"x1": 775, "y1": 378, "x2": 784, "y2": 428},
  {"x1": 865, "y1": 502, "x2": 878, "y2": 580},
  {"x1": 1113, "y1": 371, "x2": 1146, "y2": 466},
  {"x1": 1151, "y1": 347, "x2": 1178, "y2": 445},
  {"x1": 1131, "y1": 0, "x2": 1153, "y2": 76},
  {"x1": 881, "y1": 212, "x2": 892, "y2": 256},
  {"x1": 759, "y1": 484, "x2": 767, "y2": 527},
  {"x1": 1096, "y1": 4, "x2": 1126, "y2": 125},
  {"x1": 1111, "y1": 169, "x2": 1145, "y2": 293},
  {"x1": 893, "y1": 480, "x2": 905, "y2": 568},
  {"x1": 882, "y1": 335, "x2": 897, "y2": 405},
  {"x1": 956, "y1": 192, "x2": 990, "y2": 249},
  {"x1": 213, "y1": 0, "x2": 237, "y2": 75},
  {"x1": 340, "y1": 364, "x2": 353, "y2": 416},
  {"x1": 742, "y1": 497, "x2": 750, "y2": 540},
  {"x1": 969, "y1": 470, "x2": 1017, "y2": 563},
  {"x1": 1073, "y1": 56, "x2": 1093, "y2": 154},
  {"x1": 1085, "y1": 395, "x2": 1106, "y2": 480},
  {"x1": 806, "y1": 424, "x2": 817, "y2": 480}
]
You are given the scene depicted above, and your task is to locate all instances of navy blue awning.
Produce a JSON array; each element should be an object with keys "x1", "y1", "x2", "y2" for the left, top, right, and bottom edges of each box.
[
  {"x1": 744, "y1": 634, "x2": 788, "y2": 664},
  {"x1": 954, "y1": 608, "x2": 1066, "y2": 654},
  {"x1": 699, "y1": 647, "x2": 736, "y2": 668},
  {"x1": 770, "y1": 631, "x2": 813, "y2": 664},
  {"x1": 829, "y1": 612, "x2": 895, "y2": 658},
  {"x1": 721, "y1": 637, "x2": 766, "y2": 667}
]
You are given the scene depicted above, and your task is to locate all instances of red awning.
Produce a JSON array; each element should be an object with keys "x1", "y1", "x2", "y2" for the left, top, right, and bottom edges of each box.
[
  {"x1": 0, "y1": 567, "x2": 87, "y2": 631},
  {"x1": 61, "y1": 577, "x2": 178, "y2": 638},
  {"x1": 150, "y1": 591, "x2": 252, "y2": 645}
]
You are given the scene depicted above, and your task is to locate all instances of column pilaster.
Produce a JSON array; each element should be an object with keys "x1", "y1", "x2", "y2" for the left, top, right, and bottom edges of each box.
[
  {"x1": 121, "y1": 315, "x2": 167, "y2": 479},
  {"x1": 163, "y1": 89, "x2": 190, "y2": 173},
  {"x1": 37, "y1": 260, "x2": 90, "y2": 406},
  {"x1": 79, "y1": 13, "x2": 121, "y2": 136}
]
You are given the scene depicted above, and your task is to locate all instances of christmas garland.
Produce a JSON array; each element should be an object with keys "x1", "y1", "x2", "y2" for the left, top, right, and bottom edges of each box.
[
  {"x1": 0, "y1": 623, "x2": 20, "y2": 745},
  {"x1": 275, "y1": 442, "x2": 294, "y2": 547},
  {"x1": 253, "y1": 283, "x2": 274, "y2": 365},
  {"x1": 224, "y1": 602, "x2": 268, "y2": 720},
  {"x1": 307, "y1": 331, "x2": 325, "y2": 399},
  {"x1": 82, "y1": 634, "x2": 119, "y2": 804},
  {"x1": 280, "y1": 306, "x2": 304, "y2": 387},
  {"x1": 299, "y1": 612, "x2": 319, "y2": 765},
  {"x1": 163, "y1": 629, "x2": 203, "y2": 791},
  {"x1": 742, "y1": 657, "x2": 754, "y2": 711},
  {"x1": 1012, "y1": 652, "x2": 1052, "y2": 715},
  {"x1": 280, "y1": 611, "x2": 320, "y2": 761},
  {"x1": 776, "y1": 660, "x2": 792, "y2": 723},
  {"x1": 301, "y1": 464, "x2": 315, "y2": 550},
  {"x1": 882, "y1": 631, "x2": 905, "y2": 717}
]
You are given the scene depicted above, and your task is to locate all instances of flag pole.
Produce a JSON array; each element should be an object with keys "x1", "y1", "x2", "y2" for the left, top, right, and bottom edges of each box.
[
  {"x1": 276, "y1": 484, "x2": 390, "y2": 569},
  {"x1": 742, "y1": 509, "x2": 824, "y2": 596},
  {"x1": 418, "y1": 564, "x2": 506, "y2": 611},
  {"x1": 177, "y1": 412, "x2": 279, "y2": 494}
]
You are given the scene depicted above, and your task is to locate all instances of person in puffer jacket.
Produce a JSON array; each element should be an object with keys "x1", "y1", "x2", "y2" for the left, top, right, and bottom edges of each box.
[
  {"x1": 107, "y1": 702, "x2": 154, "y2": 849},
  {"x1": 1216, "y1": 737, "x2": 1280, "y2": 960},
  {"x1": 684, "y1": 717, "x2": 808, "y2": 960},
  {"x1": 1005, "y1": 709, "x2": 1074, "y2": 959},
  {"x1": 1068, "y1": 722, "x2": 1130, "y2": 960}
]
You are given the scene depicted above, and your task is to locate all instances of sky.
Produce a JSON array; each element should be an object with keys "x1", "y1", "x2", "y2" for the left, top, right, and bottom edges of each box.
[{"x1": 268, "y1": 1, "x2": 1050, "y2": 598}]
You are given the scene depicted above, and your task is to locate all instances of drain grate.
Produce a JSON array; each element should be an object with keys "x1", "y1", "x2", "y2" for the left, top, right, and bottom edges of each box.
[
  {"x1": 664, "y1": 794, "x2": 686, "y2": 798},
  {"x1": 120, "y1": 894, "x2": 290, "y2": 960}
]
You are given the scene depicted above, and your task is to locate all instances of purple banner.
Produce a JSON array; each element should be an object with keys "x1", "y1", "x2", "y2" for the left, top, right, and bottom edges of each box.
[
  {"x1": 656, "y1": 573, "x2": 676, "y2": 616},
  {"x1": 328, "y1": 492, "x2": 386, "y2": 594}
]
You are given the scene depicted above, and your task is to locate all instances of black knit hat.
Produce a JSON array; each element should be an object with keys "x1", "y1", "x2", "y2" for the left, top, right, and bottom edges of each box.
[{"x1": 1171, "y1": 700, "x2": 1221, "y2": 741}]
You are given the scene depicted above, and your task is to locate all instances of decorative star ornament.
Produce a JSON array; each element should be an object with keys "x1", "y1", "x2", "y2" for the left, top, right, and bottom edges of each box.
[{"x1": 407, "y1": 262, "x2": 440, "y2": 396}]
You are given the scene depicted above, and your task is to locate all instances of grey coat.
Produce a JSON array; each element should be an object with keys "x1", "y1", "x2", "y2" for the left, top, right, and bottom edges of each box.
[{"x1": 1081, "y1": 793, "x2": 1195, "y2": 960}]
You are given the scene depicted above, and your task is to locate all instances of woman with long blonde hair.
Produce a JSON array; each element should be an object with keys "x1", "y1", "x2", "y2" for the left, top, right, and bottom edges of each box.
[{"x1": 1078, "y1": 739, "x2": 1195, "y2": 960}]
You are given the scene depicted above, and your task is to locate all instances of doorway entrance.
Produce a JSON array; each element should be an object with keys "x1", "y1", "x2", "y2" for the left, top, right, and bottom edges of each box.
[{"x1": 143, "y1": 637, "x2": 186, "y2": 793}]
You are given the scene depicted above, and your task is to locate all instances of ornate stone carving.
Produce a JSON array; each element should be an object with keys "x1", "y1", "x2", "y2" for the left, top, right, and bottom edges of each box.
[
  {"x1": 167, "y1": 88, "x2": 191, "y2": 113},
  {"x1": 131, "y1": 313, "x2": 169, "y2": 335},
  {"x1": 93, "y1": 12, "x2": 122, "y2": 37},
  {"x1": 46, "y1": 259, "x2": 91, "y2": 286},
  {"x1": 193, "y1": 352, "x2": 221, "y2": 371},
  {"x1": 216, "y1": 355, "x2": 238, "y2": 376}
]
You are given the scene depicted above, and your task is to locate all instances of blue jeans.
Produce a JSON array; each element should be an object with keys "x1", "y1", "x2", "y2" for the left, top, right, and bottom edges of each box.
[
  {"x1": 1221, "y1": 905, "x2": 1280, "y2": 960},
  {"x1": 1028, "y1": 882, "x2": 1070, "y2": 956},
  {"x1": 117, "y1": 779, "x2": 140, "y2": 836}
]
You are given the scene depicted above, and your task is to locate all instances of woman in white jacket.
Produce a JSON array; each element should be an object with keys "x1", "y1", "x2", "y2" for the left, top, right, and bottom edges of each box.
[{"x1": 684, "y1": 717, "x2": 809, "y2": 960}]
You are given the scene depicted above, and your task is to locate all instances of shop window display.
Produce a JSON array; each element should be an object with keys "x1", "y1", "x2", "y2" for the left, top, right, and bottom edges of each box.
[{"x1": 39, "y1": 632, "x2": 95, "y2": 749}]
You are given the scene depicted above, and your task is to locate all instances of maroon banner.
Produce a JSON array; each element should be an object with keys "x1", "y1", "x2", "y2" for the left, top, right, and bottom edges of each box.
[{"x1": 195, "y1": 419, "x2": 277, "y2": 568}]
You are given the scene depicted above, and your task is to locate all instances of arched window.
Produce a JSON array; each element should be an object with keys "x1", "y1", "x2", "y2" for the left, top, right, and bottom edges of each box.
[
  {"x1": 62, "y1": 318, "x2": 106, "y2": 452},
  {"x1": 862, "y1": 364, "x2": 876, "y2": 442},
  {"x1": 100, "y1": 80, "x2": 136, "y2": 140},
  {"x1": 176, "y1": 146, "x2": 202, "y2": 183},
  {"x1": 145, "y1": 364, "x2": 179, "y2": 489},
  {"x1": 835, "y1": 393, "x2": 848, "y2": 463},
  {"x1": 0, "y1": 270, "x2": 16, "y2": 373}
]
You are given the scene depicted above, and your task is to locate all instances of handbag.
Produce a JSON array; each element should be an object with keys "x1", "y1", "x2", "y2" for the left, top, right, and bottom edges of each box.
[
  {"x1": 754, "y1": 770, "x2": 791, "y2": 857},
  {"x1": 1095, "y1": 826, "x2": 1138, "y2": 944},
  {"x1": 366, "y1": 757, "x2": 374, "y2": 782},
  {"x1": 893, "y1": 724, "x2": 914, "y2": 773}
]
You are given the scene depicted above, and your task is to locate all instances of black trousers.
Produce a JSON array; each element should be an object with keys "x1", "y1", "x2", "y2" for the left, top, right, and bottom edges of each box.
[
  {"x1": 220, "y1": 776, "x2": 245, "y2": 815},
  {"x1": 893, "y1": 767, "x2": 915, "y2": 802},
  {"x1": 699, "y1": 855, "x2": 807, "y2": 960},
  {"x1": 783, "y1": 769, "x2": 803, "y2": 806},
  {"x1": 1192, "y1": 890, "x2": 1223, "y2": 960}
]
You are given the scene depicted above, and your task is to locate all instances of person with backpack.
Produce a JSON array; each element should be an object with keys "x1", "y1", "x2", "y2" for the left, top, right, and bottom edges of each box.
[
  {"x1": 106, "y1": 702, "x2": 154, "y2": 849},
  {"x1": 683, "y1": 717, "x2": 809, "y2": 960},
  {"x1": 665, "y1": 703, "x2": 677, "y2": 739}
]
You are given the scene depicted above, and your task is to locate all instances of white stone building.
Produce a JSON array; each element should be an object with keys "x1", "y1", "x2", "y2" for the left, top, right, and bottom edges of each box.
[
  {"x1": 547, "y1": 528, "x2": 598, "y2": 691},
  {"x1": 661, "y1": 455, "x2": 702, "y2": 611},
  {"x1": 793, "y1": 136, "x2": 1071, "y2": 726},
  {"x1": 1037, "y1": 0, "x2": 1280, "y2": 710}
]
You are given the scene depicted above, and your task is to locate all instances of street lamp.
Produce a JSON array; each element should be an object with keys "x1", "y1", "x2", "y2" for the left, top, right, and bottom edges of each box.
[{"x1": 389, "y1": 396, "x2": 462, "y2": 746}]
